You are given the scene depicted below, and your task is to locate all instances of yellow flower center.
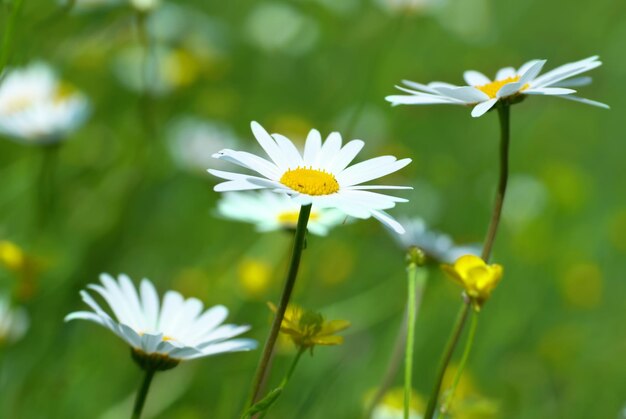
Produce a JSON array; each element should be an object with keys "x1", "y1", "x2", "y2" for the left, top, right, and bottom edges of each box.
[
  {"x1": 276, "y1": 210, "x2": 320, "y2": 226},
  {"x1": 475, "y1": 75, "x2": 525, "y2": 99},
  {"x1": 279, "y1": 167, "x2": 340, "y2": 196}
]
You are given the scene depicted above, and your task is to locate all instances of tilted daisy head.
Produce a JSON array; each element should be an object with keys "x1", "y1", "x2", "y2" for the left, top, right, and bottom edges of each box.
[
  {"x1": 268, "y1": 302, "x2": 350, "y2": 353},
  {"x1": 208, "y1": 121, "x2": 412, "y2": 234},
  {"x1": 387, "y1": 56, "x2": 608, "y2": 117},
  {"x1": 0, "y1": 62, "x2": 89, "y2": 143},
  {"x1": 216, "y1": 191, "x2": 347, "y2": 236},
  {"x1": 441, "y1": 255, "x2": 503, "y2": 310},
  {"x1": 65, "y1": 274, "x2": 257, "y2": 370}
]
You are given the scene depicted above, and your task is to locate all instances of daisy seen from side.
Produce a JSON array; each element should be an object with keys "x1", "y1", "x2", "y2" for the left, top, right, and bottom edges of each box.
[{"x1": 386, "y1": 55, "x2": 608, "y2": 117}]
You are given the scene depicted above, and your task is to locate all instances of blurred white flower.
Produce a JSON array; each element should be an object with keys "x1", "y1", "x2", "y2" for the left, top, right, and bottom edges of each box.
[
  {"x1": 65, "y1": 274, "x2": 257, "y2": 365},
  {"x1": 245, "y1": 3, "x2": 319, "y2": 55},
  {"x1": 130, "y1": 0, "x2": 160, "y2": 12},
  {"x1": 387, "y1": 56, "x2": 608, "y2": 117},
  {"x1": 167, "y1": 117, "x2": 239, "y2": 174},
  {"x1": 0, "y1": 294, "x2": 29, "y2": 345},
  {"x1": 370, "y1": 387, "x2": 424, "y2": 419},
  {"x1": 217, "y1": 191, "x2": 347, "y2": 236},
  {"x1": 389, "y1": 217, "x2": 480, "y2": 263},
  {"x1": 113, "y1": 44, "x2": 200, "y2": 96},
  {"x1": 374, "y1": 0, "x2": 443, "y2": 15},
  {"x1": 0, "y1": 63, "x2": 89, "y2": 143}
]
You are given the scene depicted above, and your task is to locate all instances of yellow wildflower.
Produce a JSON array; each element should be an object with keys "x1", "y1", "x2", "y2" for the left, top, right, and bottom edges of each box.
[
  {"x1": 268, "y1": 302, "x2": 350, "y2": 352},
  {"x1": 441, "y1": 255, "x2": 503, "y2": 310}
]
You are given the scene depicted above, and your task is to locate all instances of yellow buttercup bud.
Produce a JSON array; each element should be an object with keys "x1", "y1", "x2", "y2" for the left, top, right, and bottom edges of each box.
[{"x1": 441, "y1": 255, "x2": 503, "y2": 310}]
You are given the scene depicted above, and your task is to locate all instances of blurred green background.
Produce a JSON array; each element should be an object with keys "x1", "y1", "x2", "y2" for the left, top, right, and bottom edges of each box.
[{"x1": 1, "y1": 0, "x2": 625, "y2": 418}]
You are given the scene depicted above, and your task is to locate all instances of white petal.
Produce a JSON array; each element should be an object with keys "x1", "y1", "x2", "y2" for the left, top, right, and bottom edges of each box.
[
  {"x1": 370, "y1": 210, "x2": 405, "y2": 234},
  {"x1": 64, "y1": 311, "x2": 105, "y2": 325},
  {"x1": 186, "y1": 305, "x2": 229, "y2": 343},
  {"x1": 518, "y1": 60, "x2": 546, "y2": 85},
  {"x1": 140, "y1": 332, "x2": 164, "y2": 353},
  {"x1": 191, "y1": 339, "x2": 258, "y2": 358},
  {"x1": 337, "y1": 156, "x2": 411, "y2": 187},
  {"x1": 158, "y1": 291, "x2": 184, "y2": 331},
  {"x1": 250, "y1": 121, "x2": 287, "y2": 168},
  {"x1": 118, "y1": 274, "x2": 145, "y2": 330},
  {"x1": 552, "y1": 76, "x2": 592, "y2": 87},
  {"x1": 212, "y1": 149, "x2": 280, "y2": 180},
  {"x1": 523, "y1": 87, "x2": 576, "y2": 96},
  {"x1": 317, "y1": 132, "x2": 343, "y2": 169},
  {"x1": 495, "y1": 67, "x2": 516, "y2": 80},
  {"x1": 140, "y1": 279, "x2": 160, "y2": 331},
  {"x1": 272, "y1": 133, "x2": 304, "y2": 169},
  {"x1": 496, "y1": 82, "x2": 524, "y2": 98},
  {"x1": 329, "y1": 140, "x2": 364, "y2": 173},
  {"x1": 463, "y1": 70, "x2": 491, "y2": 86},
  {"x1": 401, "y1": 80, "x2": 442, "y2": 94},
  {"x1": 556, "y1": 95, "x2": 610, "y2": 109},
  {"x1": 471, "y1": 99, "x2": 498, "y2": 118},
  {"x1": 433, "y1": 86, "x2": 489, "y2": 103},
  {"x1": 385, "y1": 94, "x2": 459, "y2": 106},
  {"x1": 303, "y1": 129, "x2": 322, "y2": 165}
]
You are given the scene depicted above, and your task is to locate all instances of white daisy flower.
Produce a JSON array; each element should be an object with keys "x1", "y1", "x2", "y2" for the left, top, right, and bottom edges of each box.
[
  {"x1": 0, "y1": 294, "x2": 29, "y2": 345},
  {"x1": 217, "y1": 191, "x2": 347, "y2": 236},
  {"x1": 0, "y1": 62, "x2": 89, "y2": 143},
  {"x1": 386, "y1": 56, "x2": 608, "y2": 117},
  {"x1": 65, "y1": 274, "x2": 257, "y2": 368},
  {"x1": 167, "y1": 117, "x2": 239, "y2": 174},
  {"x1": 389, "y1": 217, "x2": 480, "y2": 264},
  {"x1": 209, "y1": 122, "x2": 412, "y2": 234}
]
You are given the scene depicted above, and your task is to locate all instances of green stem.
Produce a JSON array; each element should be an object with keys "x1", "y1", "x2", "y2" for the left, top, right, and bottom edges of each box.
[
  {"x1": 441, "y1": 311, "x2": 479, "y2": 415},
  {"x1": 246, "y1": 204, "x2": 312, "y2": 409},
  {"x1": 34, "y1": 143, "x2": 60, "y2": 232},
  {"x1": 424, "y1": 102, "x2": 510, "y2": 419},
  {"x1": 423, "y1": 300, "x2": 471, "y2": 419},
  {"x1": 0, "y1": 0, "x2": 23, "y2": 76},
  {"x1": 403, "y1": 263, "x2": 417, "y2": 419},
  {"x1": 481, "y1": 104, "x2": 510, "y2": 262},
  {"x1": 364, "y1": 266, "x2": 427, "y2": 419},
  {"x1": 131, "y1": 369, "x2": 156, "y2": 419},
  {"x1": 258, "y1": 349, "x2": 305, "y2": 419}
]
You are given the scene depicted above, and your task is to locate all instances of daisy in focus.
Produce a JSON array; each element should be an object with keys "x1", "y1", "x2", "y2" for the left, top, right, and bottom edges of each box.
[
  {"x1": 209, "y1": 122, "x2": 412, "y2": 233},
  {"x1": 0, "y1": 62, "x2": 89, "y2": 143},
  {"x1": 217, "y1": 191, "x2": 347, "y2": 236},
  {"x1": 386, "y1": 56, "x2": 608, "y2": 117},
  {"x1": 389, "y1": 217, "x2": 481, "y2": 264},
  {"x1": 0, "y1": 294, "x2": 29, "y2": 346},
  {"x1": 65, "y1": 274, "x2": 257, "y2": 369}
]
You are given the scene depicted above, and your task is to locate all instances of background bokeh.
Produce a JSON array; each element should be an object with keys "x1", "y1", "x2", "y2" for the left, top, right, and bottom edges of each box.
[{"x1": 1, "y1": 0, "x2": 625, "y2": 418}]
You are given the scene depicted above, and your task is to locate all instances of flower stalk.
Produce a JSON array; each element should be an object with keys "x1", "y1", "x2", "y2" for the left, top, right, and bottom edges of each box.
[
  {"x1": 424, "y1": 103, "x2": 511, "y2": 418},
  {"x1": 257, "y1": 348, "x2": 305, "y2": 419},
  {"x1": 404, "y1": 251, "x2": 427, "y2": 419},
  {"x1": 131, "y1": 368, "x2": 156, "y2": 419},
  {"x1": 247, "y1": 204, "x2": 312, "y2": 408},
  {"x1": 481, "y1": 103, "x2": 510, "y2": 262},
  {"x1": 441, "y1": 310, "x2": 479, "y2": 414}
]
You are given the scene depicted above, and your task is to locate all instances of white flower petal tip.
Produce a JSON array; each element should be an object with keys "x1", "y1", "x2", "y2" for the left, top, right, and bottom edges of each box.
[
  {"x1": 65, "y1": 274, "x2": 256, "y2": 362},
  {"x1": 208, "y1": 122, "x2": 411, "y2": 231},
  {"x1": 389, "y1": 56, "x2": 606, "y2": 113}
]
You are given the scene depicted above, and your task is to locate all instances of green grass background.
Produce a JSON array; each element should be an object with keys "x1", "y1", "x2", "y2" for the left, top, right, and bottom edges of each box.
[{"x1": 1, "y1": 0, "x2": 625, "y2": 417}]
